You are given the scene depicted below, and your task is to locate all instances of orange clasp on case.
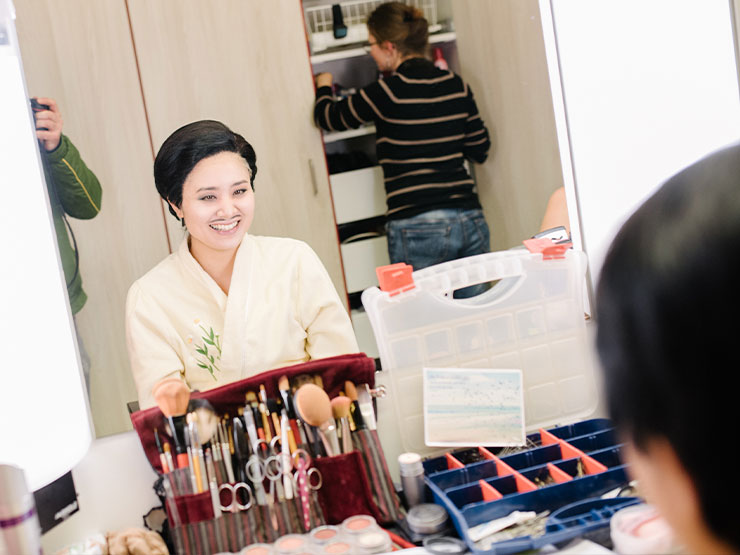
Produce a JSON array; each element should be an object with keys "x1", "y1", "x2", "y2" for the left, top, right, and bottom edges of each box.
[{"x1": 376, "y1": 263, "x2": 415, "y2": 296}]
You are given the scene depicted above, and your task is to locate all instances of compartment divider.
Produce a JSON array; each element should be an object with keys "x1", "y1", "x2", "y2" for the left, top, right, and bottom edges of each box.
[
  {"x1": 478, "y1": 446, "x2": 496, "y2": 460},
  {"x1": 558, "y1": 439, "x2": 609, "y2": 475},
  {"x1": 446, "y1": 452, "x2": 465, "y2": 470},
  {"x1": 479, "y1": 480, "x2": 503, "y2": 502},
  {"x1": 546, "y1": 462, "x2": 573, "y2": 484}
]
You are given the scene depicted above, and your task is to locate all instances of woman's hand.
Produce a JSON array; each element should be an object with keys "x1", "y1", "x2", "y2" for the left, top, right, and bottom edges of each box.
[
  {"x1": 33, "y1": 97, "x2": 63, "y2": 152},
  {"x1": 315, "y1": 72, "x2": 333, "y2": 89}
]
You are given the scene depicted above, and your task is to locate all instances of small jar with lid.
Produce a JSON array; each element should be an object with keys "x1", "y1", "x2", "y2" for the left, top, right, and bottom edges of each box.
[
  {"x1": 240, "y1": 543, "x2": 275, "y2": 555},
  {"x1": 406, "y1": 503, "x2": 449, "y2": 536},
  {"x1": 340, "y1": 514, "x2": 379, "y2": 536},
  {"x1": 274, "y1": 534, "x2": 311, "y2": 555},
  {"x1": 309, "y1": 525, "x2": 342, "y2": 546},
  {"x1": 321, "y1": 539, "x2": 354, "y2": 555},
  {"x1": 355, "y1": 530, "x2": 392, "y2": 554}
]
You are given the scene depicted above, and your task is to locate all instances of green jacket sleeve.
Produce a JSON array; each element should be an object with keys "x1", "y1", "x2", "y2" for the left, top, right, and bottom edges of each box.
[{"x1": 45, "y1": 134, "x2": 102, "y2": 219}]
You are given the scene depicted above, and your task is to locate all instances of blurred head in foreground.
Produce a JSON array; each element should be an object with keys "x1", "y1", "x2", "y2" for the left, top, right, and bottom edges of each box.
[{"x1": 596, "y1": 142, "x2": 740, "y2": 554}]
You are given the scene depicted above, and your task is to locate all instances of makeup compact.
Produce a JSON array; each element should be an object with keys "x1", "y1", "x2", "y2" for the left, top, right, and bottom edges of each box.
[
  {"x1": 406, "y1": 503, "x2": 449, "y2": 536},
  {"x1": 340, "y1": 514, "x2": 379, "y2": 536},
  {"x1": 240, "y1": 543, "x2": 274, "y2": 555},
  {"x1": 309, "y1": 525, "x2": 341, "y2": 546},
  {"x1": 422, "y1": 536, "x2": 468, "y2": 555},
  {"x1": 321, "y1": 540, "x2": 353, "y2": 554},
  {"x1": 355, "y1": 530, "x2": 392, "y2": 554},
  {"x1": 274, "y1": 533, "x2": 311, "y2": 554}
]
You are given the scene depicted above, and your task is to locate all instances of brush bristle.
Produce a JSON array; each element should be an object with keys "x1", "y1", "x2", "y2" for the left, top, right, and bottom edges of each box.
[
  {"x1": 294, "y1": 384, "x2": 332, "y2": 426},
  {"x1": 344, "y1": 380, "x2": 358, "y2": 401},
  {"x1": 193, "y1": 407, "x2": 219, "y2": 444},
  {"x1": 331, "y1": 396, "x2": 352, "y2": 419},
  {"x1": 278, "y1": 375, "x2": 290, "y2": 391},
  {"x1": 152, "y1": 378, "x2": 190, "y2": 417}
]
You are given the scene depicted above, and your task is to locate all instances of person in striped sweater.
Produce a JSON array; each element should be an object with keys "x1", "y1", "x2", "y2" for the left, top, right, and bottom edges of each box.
[{"x1": 314, "y1": 2, "x2": 492, "y2": 298}]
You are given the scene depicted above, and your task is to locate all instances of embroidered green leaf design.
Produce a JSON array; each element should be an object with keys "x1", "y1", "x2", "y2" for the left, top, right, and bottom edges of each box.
[{"x1": 194, "y1": 323, "x2": 222, "y2": 380}]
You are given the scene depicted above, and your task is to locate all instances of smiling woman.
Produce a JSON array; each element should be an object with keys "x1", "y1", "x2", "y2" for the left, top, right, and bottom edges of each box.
[{"x1": 125, "y1": 120, "x2": 359, "y2": 409}]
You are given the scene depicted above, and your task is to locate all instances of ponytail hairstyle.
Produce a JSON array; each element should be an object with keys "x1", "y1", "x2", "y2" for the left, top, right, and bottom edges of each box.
[{"x1": 367, "y1": 2, "x2": 429, "y2": 58}]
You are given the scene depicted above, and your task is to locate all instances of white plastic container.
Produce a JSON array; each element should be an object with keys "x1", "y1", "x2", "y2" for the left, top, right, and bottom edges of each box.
[
  {"x1": 361, "y1": 249, "x2": 598, "y2": 469},
  {"x1": 610, "y1": 504, "x2": 677, "y2": 554}
]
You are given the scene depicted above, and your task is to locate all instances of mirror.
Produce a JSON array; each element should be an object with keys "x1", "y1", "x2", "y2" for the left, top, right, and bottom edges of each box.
[{"x1": 13, "y1": 0, "x2": 563, "y2": 437}]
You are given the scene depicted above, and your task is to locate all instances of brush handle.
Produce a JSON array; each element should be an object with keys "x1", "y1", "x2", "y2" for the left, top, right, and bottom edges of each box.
[
  {"x1": 319, "y1": 420, "x2": 340, "y2": 457},
  {"x1": 340, "y1": 417, "x2": 353, "y2": 454}
]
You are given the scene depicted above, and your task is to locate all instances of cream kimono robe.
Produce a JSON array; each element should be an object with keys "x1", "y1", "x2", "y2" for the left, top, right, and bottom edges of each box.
[{"x1": 126, "y1": 234, "x2": 359, "y2": 409}]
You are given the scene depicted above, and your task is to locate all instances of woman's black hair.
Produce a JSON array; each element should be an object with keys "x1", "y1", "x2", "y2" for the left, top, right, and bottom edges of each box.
[
  {"x1": 153, "y1": 120, "x2": 257, "y2": 221},
  {"x1": 595, "y1": 142, "x2": 740, "y2": 549}
]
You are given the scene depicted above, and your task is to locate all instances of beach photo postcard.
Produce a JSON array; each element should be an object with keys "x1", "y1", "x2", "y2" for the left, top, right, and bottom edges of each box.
[{"x1": 423, "y1": 367, "x2": 525, "y2": 447}]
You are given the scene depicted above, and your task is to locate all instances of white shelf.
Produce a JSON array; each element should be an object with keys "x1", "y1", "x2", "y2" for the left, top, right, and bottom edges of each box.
[
  {"x1": 322, "y1": 124, "x2": 376, "y2": 143},
  {"x1": 310, "y1": 29, "x2": 455, "y2": 65}
]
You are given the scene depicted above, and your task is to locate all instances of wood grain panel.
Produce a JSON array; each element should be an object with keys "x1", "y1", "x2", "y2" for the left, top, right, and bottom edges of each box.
[
  {"x1": 452, "y1": 0, "x2": 564, "y2": 250},
  {"x1": 14, "y1": 0, "x2": 170, "y2": 437},
  {"x1": 126, "y1": 0, "x2": 347, "y2": 300}
]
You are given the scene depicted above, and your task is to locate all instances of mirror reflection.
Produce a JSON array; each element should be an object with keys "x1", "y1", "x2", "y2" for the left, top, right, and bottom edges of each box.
[{"x1": 14, "y1": 0, "x2": 562, "y2": 437}]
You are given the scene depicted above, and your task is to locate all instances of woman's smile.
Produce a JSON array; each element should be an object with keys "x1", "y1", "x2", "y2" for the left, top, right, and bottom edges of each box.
[{"x1": 210, "y1": 219, "x2": 240, "y2": 232}]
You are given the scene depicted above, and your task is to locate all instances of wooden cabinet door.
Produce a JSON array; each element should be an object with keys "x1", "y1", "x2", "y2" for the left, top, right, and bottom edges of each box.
[
  {"x1": 14, "y1": 0, "x2": 170, "y2": 437},
  {"x1": 451, "y1": 0, "x2": 564, "y2": 250},
  {"x1": 127, "y1": 0, "x2": 347, "y2": 302}
]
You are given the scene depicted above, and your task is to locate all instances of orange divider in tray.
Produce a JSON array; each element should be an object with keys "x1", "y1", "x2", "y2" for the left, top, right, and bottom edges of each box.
[
  {"x1": 445, "y1": 453, "x2": 465, "y2": 470},
  {"x1": 479, "y1": 447, "x2": 537, "y2": 492},
  {"x1": 445, "y1": 447, "x2": 537, "y2": 494},
  {"x1": 479, "y1": 480, "x2": 503, "y2": 502},
  {"x1": 540, "y1": 428, "x2": 609, "y2": 476},
  {"x1": 546, "y1": 462, "x2": 574, "y2": 484}
]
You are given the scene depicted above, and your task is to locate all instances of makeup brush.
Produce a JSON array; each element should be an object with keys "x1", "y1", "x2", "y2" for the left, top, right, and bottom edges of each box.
[
  {"x1": 218, "y1": 420, "x2": 235, "y2": 483},
  {"x1": 266, "y1": 398, "x2": 282, "y2": 437},
  {"x1": 163, "y1": 442, "x2": 175, "y2": 474},
  {"x1": 186, "y1": 413, "x2": 205, "y2": 493},
  {"x1": 291, "y1": 374, "x2": 314, "y2": 392},
  {"x1": 245, "y1": 391, "x2": 259, "y2": 410},
  {"x1": 189, "y1": 399, "x2": 219, "y2": 445},
  {"x1": 278, "y1": 375, "x2": 301, "y2": 451},
  {"x1": 294, "y1": 384, "x2": 340, "y2": 456},
  {"x1": 331, "y1": 396, "x2": 353, "y2": 454},
  {"x1": 153, "y1": 428, "x2": 170, "y2": 473},
  {"x1": 153, "y1": 378, "x2": 191, "y2": 469},
  {"x1": 344, "y1": 380, "x2": 365, "y2": 431}
]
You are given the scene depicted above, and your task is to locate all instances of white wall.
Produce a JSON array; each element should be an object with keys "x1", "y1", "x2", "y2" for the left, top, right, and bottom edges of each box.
[{"x1": 543, "y1": 0, "x2": 740, "y2": 285}]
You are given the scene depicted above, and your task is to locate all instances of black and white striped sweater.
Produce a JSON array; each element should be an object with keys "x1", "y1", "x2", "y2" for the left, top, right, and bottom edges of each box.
[{"x1": 314, "y1": 57, "x2": 491, "y2": 221}]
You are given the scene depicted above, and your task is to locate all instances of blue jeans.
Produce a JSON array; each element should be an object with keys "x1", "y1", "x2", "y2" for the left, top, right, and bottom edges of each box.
[{"x1": 386, "y1": 208, "x2": 491, "y2": 298}]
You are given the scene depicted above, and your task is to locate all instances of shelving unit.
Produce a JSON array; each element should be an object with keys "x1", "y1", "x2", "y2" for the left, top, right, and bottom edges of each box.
[
  {"x1": 322, "y1": 124, "x2": 376, "y2": 143},
  {"x1": 310, "y1": 28, "x2": 452, "y2": 63}
]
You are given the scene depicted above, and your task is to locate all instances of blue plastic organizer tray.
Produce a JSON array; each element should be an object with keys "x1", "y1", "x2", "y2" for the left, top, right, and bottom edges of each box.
[{"x1": 423, "y1": 418, "x2": 638, "y2": 554}]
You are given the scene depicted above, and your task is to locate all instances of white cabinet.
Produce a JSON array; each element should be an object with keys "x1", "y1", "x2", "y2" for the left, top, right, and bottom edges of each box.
[
  {"x1": 331, "y1": 166, "x2": 386, "y2": 224},
  {"x1": 340, "y1": 236, "x2": 390, "y2": 293}
]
